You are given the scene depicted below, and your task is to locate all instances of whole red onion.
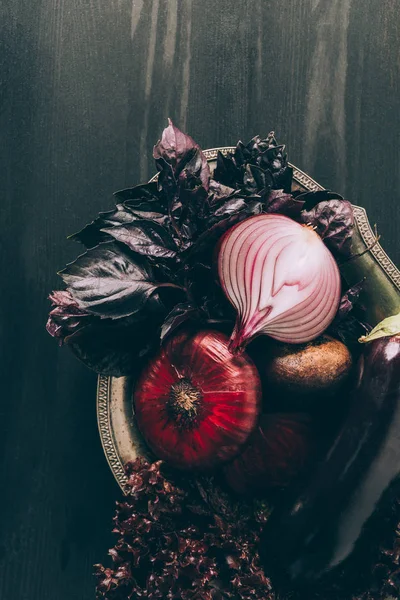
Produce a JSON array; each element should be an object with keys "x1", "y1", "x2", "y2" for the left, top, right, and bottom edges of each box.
[
  {"x1": 223, "y1": 413, "x2": 315, "y2": 493},
  {"x1": 133, "y1": 329, "x2": 261, "y2": 470}
]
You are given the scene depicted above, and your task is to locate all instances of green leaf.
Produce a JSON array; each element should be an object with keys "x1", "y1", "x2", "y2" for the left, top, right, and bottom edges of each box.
[{"x1": 359, "y1": 313, "x2": 400, "y2": 343}]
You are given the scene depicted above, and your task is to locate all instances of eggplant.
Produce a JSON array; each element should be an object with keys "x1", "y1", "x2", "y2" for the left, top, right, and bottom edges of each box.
[{"x1": 259, "y1": 314, "x2": 400, "y2": 589}]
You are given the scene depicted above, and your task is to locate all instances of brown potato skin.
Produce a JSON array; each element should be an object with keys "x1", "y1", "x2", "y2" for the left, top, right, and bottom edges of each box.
[
  {"x1": 249, "y1": 335, "x2": 353, "y2": 412},
  {"x1": 265, "y1": 335, "x2": 352, "y2": 394}
]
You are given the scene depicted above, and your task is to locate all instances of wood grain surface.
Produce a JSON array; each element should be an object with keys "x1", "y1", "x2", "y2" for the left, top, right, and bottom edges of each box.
[{"x1": 0, "y1": 1, "x2": 399, "y2": 598}]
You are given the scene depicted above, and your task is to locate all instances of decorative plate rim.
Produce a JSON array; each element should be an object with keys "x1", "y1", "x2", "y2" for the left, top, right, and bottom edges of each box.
[
  {"x1": 98, "y1": 148, "x2": 400, "y2": 493},
  {"x1": 97, "y1": 375, "x2": 129, "y2": 492}
]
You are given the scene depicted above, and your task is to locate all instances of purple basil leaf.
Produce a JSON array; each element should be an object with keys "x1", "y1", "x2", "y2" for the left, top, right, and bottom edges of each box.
[
  {"x1": 155, "y1": 159, "x2": 206, "y2": 248},
  {"x1": 114, "y1": 182, "x2": 166, "y2": 212},
  {"x1": 328, "y1": 280, "x2": 369, "y2": 351},
  {"x1": 214, "y1": 151, "x2": 240, "y2": 187},
  {"x1": 71, "y1": 184, "x2": 169, "y2": 249},
  {"x1": 259, "y1": 143, "x2": 286, "y2": 169},
  {"x1": 101, "y1": 221, "x2": 178, "y2": 259},
  {"x1": 178, "y1": 150, "x2": 209, "y2": 218},
  {"x1": 185, "y1": 262, "x2": 235, "y2": 323},
  {"x1": 178, "y1": 147, "x2": 210, "y2": 193},
  {"x1": 186, "y1": 202, "x2": 263, "y2": 263},
  {"x1": 123, "y1": 209, "x2": 168, "y2": 224},
  {"x1": 276, "y1": 164, "x2": 293, "y2": 193},
  {"x1": 301, "y1": 199, "x2": 355, "y2": 256},
  {"x1": 59, "y1": 242, "x2": 167, "y2": 319},
  {"x1": 246, "y1": 132, "x2": 276, "y2": 159},
  {"x1": 179, "y1": 220, "x2": 198, "y2": 246},
  {"x1": 259, "y1": 145, "x2": 286, "y2": 171},
  {"x1": 94, "y1": 456, "x2": 276, "y2": 599},
  {"x1": 169, "y1": 192, "x2": 183, "y2": 221},
  {"x1": 329, "y1": 314, "x2": 370, "y2": 351},
  {"x1": 294, "y1": 189, "x2": 344, "y2": 210},
  {"x1": 182, "y1": 194, "x2": 208, "y2": 231},
  {"x1": 157, "y1": 148, "x2": 210, "y2": 247},
  {"x1": 153, "y1": 119, "x2": 210, "y2": 189},
  {"x1": 46, "y1": 290, "x2": 92, "y2": 343},
  {"x1": 208, "y1": 179, "x2": 236, "y2": 204},
  {"x1": 154, "y1": 156, "x2": 178, "y2": 201},
  {"x1": 233, "y1": 140, "x2": 252, "y2": 168},
  {"x1": 153, "y1": 118, "x2": 197, "y2": 167},
  {"x1": 178, "y1": 148, "x2": 206, "y2": 190},
  {"x1": 264, "y1": 189, "x2": 304, "y2": 219},
  {"x1": 209, "y1": 197, "x2": 250, "y2": 224},
  {"x1": 66, "y1": 316, "x2": 161, "y2": 376},
  {"x1": 69, "y1": 204, "x2": 143, "y2": 249},
  {"x1": 247, "y1": 133, "x2": 291, "y2": 188},
  {"x1": 246, "y1": 131, "x2": 287, "y2": 173},
  {"x1": 214, "y1": 132, "x2": 292, "y2": 196},
  {"x1": 335, "y1": 279, "x2": 366, "y2": 321},
  {"x1": 242, "y1": 164, "x2": 259, "y2": 194},
  {"x1": 243, "y1": 163, "x2": 272, "y2": 196},
  {"x1": 160, "y1": 302, "x2": 198, "y2": 341}
]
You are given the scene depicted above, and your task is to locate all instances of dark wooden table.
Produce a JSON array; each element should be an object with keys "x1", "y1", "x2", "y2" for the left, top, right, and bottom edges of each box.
[{"x1": 1, "y1": 2, "x2": 399, "y2": 598}]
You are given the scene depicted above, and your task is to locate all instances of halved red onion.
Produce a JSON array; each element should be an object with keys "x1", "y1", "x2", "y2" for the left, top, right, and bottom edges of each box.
[{"x1": 217, "y1": 214, "x2": 341, "y2": 351}]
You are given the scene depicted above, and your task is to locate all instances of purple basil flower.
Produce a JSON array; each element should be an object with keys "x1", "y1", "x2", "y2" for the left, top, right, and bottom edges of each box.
[{"x1": 46, "y1": 290, "x2": 90, "y2": 344}]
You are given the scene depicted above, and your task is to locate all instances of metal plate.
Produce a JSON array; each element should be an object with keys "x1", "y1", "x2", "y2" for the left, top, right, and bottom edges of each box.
[{"x1": 97, "y1": 148, "x2": 400, "y2": 493}]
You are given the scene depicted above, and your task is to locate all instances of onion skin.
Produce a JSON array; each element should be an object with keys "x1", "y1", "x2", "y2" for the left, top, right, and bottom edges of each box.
[
  {"x1": 133, "y1": 329, "x2": 261, "y2": 470},
  {"x1": 259, "y1": 334, "x2": 400, "y2": 588},
  {"x1": 223, "y1": 413, "x2": 315, "y2": 494},
  {"x1": 217, "y1": 214, "x2": 341, "y2": 351}
]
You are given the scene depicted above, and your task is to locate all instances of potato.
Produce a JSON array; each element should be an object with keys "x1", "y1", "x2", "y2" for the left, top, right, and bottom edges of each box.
[{"x1": 249, "y1": 335, "x2": 353, "y2": 411}]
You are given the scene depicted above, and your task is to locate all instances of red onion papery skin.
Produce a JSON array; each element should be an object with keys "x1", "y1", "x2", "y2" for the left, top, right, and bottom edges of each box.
[
  {"x1": 133, "y1": 329, "x2": 262, "y2": 470},
  {"x1": 217, "y1": 214, "x2": 341, "y2": 352},
  {"x1": 223, "y1": 413, "x2": 315, "y2": 494}
]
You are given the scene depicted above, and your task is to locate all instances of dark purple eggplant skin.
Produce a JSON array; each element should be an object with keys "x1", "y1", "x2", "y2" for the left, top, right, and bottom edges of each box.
[{"x1": 259, "y1": 334, "x2": 400, "y2": 588}]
